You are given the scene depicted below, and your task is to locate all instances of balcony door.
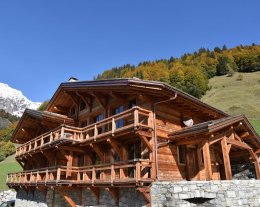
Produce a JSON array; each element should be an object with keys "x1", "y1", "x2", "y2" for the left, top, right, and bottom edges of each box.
[{"x1": 114, "y1": 105, "x2": 124, "y2": 128}]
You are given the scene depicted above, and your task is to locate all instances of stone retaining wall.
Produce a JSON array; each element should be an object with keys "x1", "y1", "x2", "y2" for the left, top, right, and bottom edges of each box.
[
  {"x1": 15, "y1": 187, "x2": 146, "y2": 207},
  {"x1": 0, "y1": 190, "x2": 16, "y2": 205},
  {"x1": 151, "y1": 180, "x2": 260, "y2": 207}
]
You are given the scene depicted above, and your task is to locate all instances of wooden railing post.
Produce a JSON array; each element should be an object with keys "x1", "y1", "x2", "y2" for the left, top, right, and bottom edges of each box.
[
  {"x1": 50, "y1": 132, "x2": 53, "y2": 142},
  {"x1": 112, "y1": 118, "x2": 116, "y2": 134},
  {"x1": 34, "y1": 140, "x2": 37, "y2": 149},
  {"x1": 94, "y1": 125, "x2": 98, "y2": 139},
  {"x1": 92, "y1": 167, "x2": 96, "y2": 184},
  {"x1": 136, "y1": 161, "x2": 141, "y2": 182},
  {"x1": 77, "y1": 169, "x2": 80, "y2": 181},
  {"x1": 28, "y1": 142, "x2": 32, "y2": 151},
  {"x1": 111, "y1": 164, "x2": 115, "y2": 183},
  {"x1": 57, "y1": 168, "x2": 61, "y2": 181},
  {"x1": 36, "y1": 171, "x2": 40, "y2": 183},
  {"x1": 134, "y1": 108, "x2": 139, "y2": 127},
  {"x1": 41, "y1": 136, "x2": 44, "y2": 146},
  {"x1": 60, "y1": 126, "x2": 65, "y2": 139},
  {"x1": 45, "y1": 169, "x2": 49, "y2": 182}
]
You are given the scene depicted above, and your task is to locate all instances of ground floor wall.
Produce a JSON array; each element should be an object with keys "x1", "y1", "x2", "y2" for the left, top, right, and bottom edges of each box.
[
  {"x1": 15, "y1": 187, "x2": 146, "y2": 207},
  {"x1": 151, "y1": 180, "x2": 260, "y2": 207}
]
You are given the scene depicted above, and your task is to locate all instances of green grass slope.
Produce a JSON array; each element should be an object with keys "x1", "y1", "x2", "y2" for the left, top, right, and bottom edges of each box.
[
  {"x1": 202, "y1": 72, "x2": 260, "y2": 134},
  {"x1": 0, "y1": 154, "x2": 21, "y2": 191}
]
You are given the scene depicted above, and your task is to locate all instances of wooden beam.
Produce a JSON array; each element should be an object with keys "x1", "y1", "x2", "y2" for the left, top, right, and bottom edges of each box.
[
  {"x1": 221, "y1": 137, "x2": 232, "y2": 180},
  {"x1": 109, "y1": 91, "x2": 125, "y2": 102},
  {"x1": 106, "y1": 187, "x2": 119, "y2": 206},
  {"x1": 137, "y1": 187, "x2": 151, "y2": 207},
  {"x1": 202, "y1": 141, "x2": 212, "y2": 180},
  {"x1": 76, "y1": 92, "x2": 93, "y2": 112},
  {"x1": 92, "y1": 93, "x2": 107, "y2": 110},
  {"x1": 88, "y1": 187, "x2": 100, "y2": 204},
  {"x1": 53, "y1": 105, "x2": 68, "y2": 113},
  {"x1": 90, "y1": 144, "x2": 104, "y2": 162},
  {"x1": 137, "y1": 133, "x2": 153, "y2": 152},
  {"x1": 59, "y1": 146, "x2": 85, "y2": 153},
  {"x1": 240, "y1": 131, "x2": 250, "y2": 139},
  {"x1": 107, "y1": 139, "x2": 122, "y2": 159},
  {"x1": 248, "y1": 150, "x2": 260, "y2": 179},
  {"x1": 66, "y1": 92, "x2": 79, "y2": 107},
  {"x1": 255, "y1": 149, "x2": 260, "y2": 154},
  {"x1": 56, "y1": 188, "x2": 77, "y2": 207},
  {"x1": 226, "y1": 139, "x2": 252, "y2": 150},
  {"x1": 185, "y1": 146, "x2": 190, "y2": 181},
  {"x1": 196, "y1": 145, "x2": 202, "y2": 180}
]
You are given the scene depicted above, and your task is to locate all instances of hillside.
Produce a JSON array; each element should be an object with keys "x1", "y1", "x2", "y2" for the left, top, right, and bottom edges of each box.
[
  {"x1": 202, "y1": 72, "x2": 260, "y2": 134},
  {"x1": 0, "y1": 154, "x2": 21, "y2": 191}
]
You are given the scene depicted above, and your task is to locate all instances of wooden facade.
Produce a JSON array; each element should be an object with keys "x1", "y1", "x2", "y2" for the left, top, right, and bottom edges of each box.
[{"x1": 6, "y1": 79, "x2": 260, "y2": 207}]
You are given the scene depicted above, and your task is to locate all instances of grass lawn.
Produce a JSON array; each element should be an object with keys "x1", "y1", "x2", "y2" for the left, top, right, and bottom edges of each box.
[
  {"x1": 202, "y1": 72, "x2": 260, "y2": 134},
  {"x1": 0, "y1": 154, "x2": 22, "y2": 191},
  {"x1": 250, "y1": 119, "x2": 260, "y2": 135},
  {"x1": 202, "y1": 72, "x2": 260, "y2": 118}
]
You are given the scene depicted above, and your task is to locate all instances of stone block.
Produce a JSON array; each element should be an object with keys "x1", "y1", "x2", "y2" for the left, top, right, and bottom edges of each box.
[{"x1": 226, "y1": 190, "x2": 236, "y2": 198}]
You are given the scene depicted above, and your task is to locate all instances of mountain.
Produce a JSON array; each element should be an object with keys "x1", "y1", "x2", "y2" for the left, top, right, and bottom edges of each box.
[
  {"x1": 0, "y1": 83, "x2": 41, "y2": 117},
  {"x1": 0, "y1": 118, "x2": 11, "y2": 130}
]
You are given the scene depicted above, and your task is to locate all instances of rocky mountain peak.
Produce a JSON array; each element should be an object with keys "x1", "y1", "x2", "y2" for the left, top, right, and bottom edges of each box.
[{"x1": 0, "y1": 82, "x2": 41, "y2": 117}]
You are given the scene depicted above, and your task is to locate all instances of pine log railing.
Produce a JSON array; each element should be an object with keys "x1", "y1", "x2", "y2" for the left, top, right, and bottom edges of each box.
[
  {"x1": 16, "y1": 106, "x2": 153, "y2": 158},
  {"x1": 7, "y1": 159, "x2": 152, "y2": 186}
]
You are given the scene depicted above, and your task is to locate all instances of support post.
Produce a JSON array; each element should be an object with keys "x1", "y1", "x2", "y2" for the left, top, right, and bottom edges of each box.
[
  {"x1": 221, "y1": 137, "x2": 232, "y2": 180},
  {"x1": 202, "y1": 141, "x2": 212, "y2": 180}
]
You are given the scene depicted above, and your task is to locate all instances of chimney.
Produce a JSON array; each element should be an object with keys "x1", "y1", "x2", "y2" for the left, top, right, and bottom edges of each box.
[{"x1": 68, "y1": 77, "x2": 78, "y2": 82}]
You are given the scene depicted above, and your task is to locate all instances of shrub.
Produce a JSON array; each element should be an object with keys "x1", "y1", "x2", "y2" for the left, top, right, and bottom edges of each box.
[
  {"x1": 0, "y1": 151, "x2": 5, "y2": 161},
  {"x1": 3, "y1": 141, "x2": 16, "y2": 156}
]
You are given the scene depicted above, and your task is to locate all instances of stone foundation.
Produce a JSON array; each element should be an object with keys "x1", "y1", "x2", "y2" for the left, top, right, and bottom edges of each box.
[
  {"x1": 151, "y1": 180, "x2": 260, "y2": 207},
  {"x1": 15, "y1": 187, "x2": 146, "y2": 207},
  {"x1": 0, "y1": 190, "x2": 16, "y2": 205}
]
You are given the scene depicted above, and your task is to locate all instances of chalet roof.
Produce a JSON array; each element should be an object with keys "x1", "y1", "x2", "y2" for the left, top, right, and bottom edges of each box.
[
  {"x1": 12, "y1": 109, "x2": 75, "y2": 143},
  {"x1": 46, "y1": 78, "x2": 228, "y2": 118},
  {"x1": 169, "y1": 114, "x2": 260, "y2": 148}
]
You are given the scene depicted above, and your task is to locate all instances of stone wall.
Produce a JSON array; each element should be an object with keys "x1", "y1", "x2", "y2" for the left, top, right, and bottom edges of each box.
[
  {"x1": 151, "y1": 180, "x2": 260, "y2": 207},
  {"x1": 231, "y1": 163, "x2": 256, "y2": 179},
  {"x1": 0, "y1": 190, "x2": 16, "y2": 205},
  {"x1": 16, "y1": 188, "x2": 47, "y2": 207},
  {"x1": 15, "y1": 187, "x2": 146, "y2": 207}
]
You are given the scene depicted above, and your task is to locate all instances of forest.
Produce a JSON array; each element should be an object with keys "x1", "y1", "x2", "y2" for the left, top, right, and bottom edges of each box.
[{"x1": 95, "y1": 44, "x2": 260, "y2": 99}]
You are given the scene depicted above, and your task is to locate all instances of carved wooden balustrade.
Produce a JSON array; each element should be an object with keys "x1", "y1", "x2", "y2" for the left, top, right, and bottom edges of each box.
[
  {"x1": 16, "y1": 106, "x2": 153, "y2": 158},
  {"x1": 7, "y1": 159, "x2": 153, "y2": 187}
]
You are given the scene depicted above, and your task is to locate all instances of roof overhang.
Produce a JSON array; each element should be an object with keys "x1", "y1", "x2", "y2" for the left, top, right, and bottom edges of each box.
[
  {"x1": 169, "y1": 114, "x2": 260, "y2": 149},
  {"x1": 12, "y1": 109, "x2": 75, "y2": 143},
  {"x1": 46, "y1": 78, "x2": 228, "y2": 119}
]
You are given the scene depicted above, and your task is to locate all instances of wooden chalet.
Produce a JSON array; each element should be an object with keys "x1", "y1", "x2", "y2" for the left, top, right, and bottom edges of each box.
[{"x1": 6, "y1": 78, "x2": 260, "y2": 207}]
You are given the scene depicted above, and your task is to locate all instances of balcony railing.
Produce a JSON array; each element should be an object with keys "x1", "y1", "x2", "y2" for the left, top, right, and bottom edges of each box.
[
  {"x1": 7, "y1": 159, "x2": 153, "y2": 186},
  {"x1": 16, "y1": 106, "x2": 153, "y2": 158}
]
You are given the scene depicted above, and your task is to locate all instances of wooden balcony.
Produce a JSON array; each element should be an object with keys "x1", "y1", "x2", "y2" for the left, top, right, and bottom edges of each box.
[
  {"x1": 7, "y1": 159, "x2": 153, "y2": 187},
  {"x1": 16, "y1": 106, "x2": 153, "y2": 158}
]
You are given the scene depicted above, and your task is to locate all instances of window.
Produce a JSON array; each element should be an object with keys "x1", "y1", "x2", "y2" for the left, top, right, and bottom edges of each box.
[
  {"x1": 114, "y1": 105, "x2": 124, "y2": 128},
  {"x1": 128, "y1": 141, "x2": 141, "y2": 160},
  {"x1": 95, "y1": 113, "x2": 104, "y2": 122},
  {"x1": 178, "y1": 145, "x2": 186, "y2": 164}
]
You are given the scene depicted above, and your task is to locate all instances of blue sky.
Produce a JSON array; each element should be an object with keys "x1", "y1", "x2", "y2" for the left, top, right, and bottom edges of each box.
[{"x1": 0, "y1": 1, "x2": 259, "y2": 102}]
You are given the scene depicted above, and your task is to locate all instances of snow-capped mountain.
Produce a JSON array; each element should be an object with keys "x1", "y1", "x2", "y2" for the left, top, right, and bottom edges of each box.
[{"x1": 0, "y1": 82, "x2": 41, "y2": 117}]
